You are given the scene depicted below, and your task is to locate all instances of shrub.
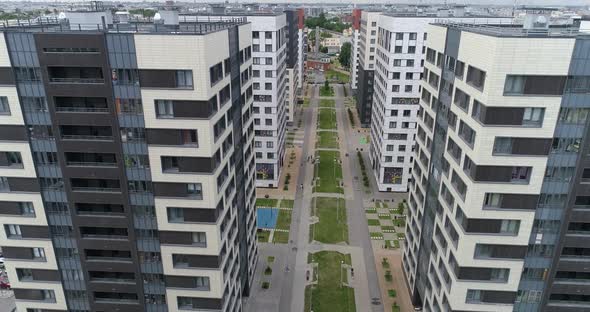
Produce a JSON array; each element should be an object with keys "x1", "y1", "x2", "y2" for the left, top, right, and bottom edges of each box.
[
  {"x1": 262, "y1": 281, "x2": 270, "y2": 289},
  {"x1": 264, "y1": 266, "x2": 272, "y2": 275},
  {"x1": 385, "y1": 270, "x2": 393, "y2": 282}
]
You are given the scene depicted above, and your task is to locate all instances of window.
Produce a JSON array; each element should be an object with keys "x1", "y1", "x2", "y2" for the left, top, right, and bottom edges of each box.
[
  {"x1": 504, "y1": 75, "x2": 566, "y2": 96},
  {"x1": 493, "y1": 137, "x2": 512, "y2": 155},
  {"x1": 397, "y1": 156, "x2": 405, "y2": 162},
  {"x1": 2, "y1": 152, "x2": 22, "y2": 167},
  {"x1": 406, "y1": 60, "x2": 415, "y2": 67},
  {"x1": 394, "y1": 46, "x2": 402, "y2": 53},
  {"x1": 396, "y1": 33, "x2": 403, "y2": 40},
  {"x1": 252, "y1": 31, "x2": 259, "y2": 39},
  {"x1": 182, "y1": 130, "x2": 198, "y2": 146},
  {"x1": 265, "y1": 83, "x2": 272, "y2": 90},
  {"x1": 155, "y1": 100, "x2": 173, "y2": 118},
  {"x1": 458, "y1": 121, "x2": 476, "y2": 146},
  {"x1": 466, "y1": 66, "x2": 486, "y2": 90},
  {"x1": 175, "y1": 70, "x2": 193, "y2": 88},
  {"x1": 399, "y1": 145, "x2": 406, "y2": 152},
  {"x1": 265, "y1": 44, "x2": 272, "y2": 52},
  {"x1": 408, "y1": 46, "x2": 416, "y2": 54},
  {"x1": 500, "y1": 220, "x2": 520, "y2": 235},
  {"x1": 405, "y1": 85, "x2": 413, "y2": 92},
  {"x1": 409, "y1": 32, "x2": 417, "y2": 40},
  {"x1": 522, "y1": 107, "x2": 544, "y2": 126},
  {"x1": 5, "y1": 224, "x2": 21, "y2": 238},
  {"x1": 391, "y1": 110, "x2": 398, "y2": 117},
  {"x1": 265, "y1": 57, "x2": 273, "y2": 65},
  {"x1": 511, "y1": 167, "x2": 531, "y2": 183},
  {"x1": 392, "y1": 85, "x2": 400, "y2": 92},
  {"x1": 385, "y1": 156, "x2": 392, "y2": 163},
  {"x1": 386, "y1": 145, "x2": 394, "y2": 152},
  {"x1": 33, "y1": 247, "x2": 46, "y2": 260},
  {"x1": 192, "y1": 232, "x2": 206, "y2": 246},
  {"x1": 406, "y1": 73, "x2": 413, "y2": 80},
  {"x1": 19, "y1": 202, "x2": 35, "y2": 216},
  {"x1": 453, "y1": 88, "x2": 470, "y2": 112},
  {"x1": 455, "y1": 61, "x2": 465, "y2": 79},
  {"x1": 393, "y1": 59, "x2": 402, "y2": 67},
  {"x1": 265, "y1": 32, "x2": 272, "y2": 39},
  {"x1": 187, "y1": 183, "x2": 202, "y2": 198},
  {"x1": 389, "y1": 122, "x2": 397, "y2": 129},
  {"x1": 0, "y1": 96, "x2": 9, "y2": 115},
  {"x1": 265, "y1": 70, "x2": 273, "y2": 78}
]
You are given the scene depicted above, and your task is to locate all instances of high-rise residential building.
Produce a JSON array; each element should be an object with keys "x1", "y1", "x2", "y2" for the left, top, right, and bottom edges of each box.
[
  {"x1": 404, "y1": 15, "x2": 590, "y2": 312},
  {"x1": 349, "y1": 8, "x2": 362, "y2": 91},
  {"x1": 196, "y1": 13, "x2": 287, "y2": 188},
  {"x1": 0, "y1": 11, "x2": 257, "y2": 312},
  {"x1": 284, "y1": 8, "x2": 305, "y2": 124},
  {"x1": 247, "y1": 14, "x2": 288, "y2": 188},
  {"x1": 369, "y1": 13, "x2": 511, "y2": 192},
  {"x1": 354, "y1": 10, "x2": 381, "y2": 127}
]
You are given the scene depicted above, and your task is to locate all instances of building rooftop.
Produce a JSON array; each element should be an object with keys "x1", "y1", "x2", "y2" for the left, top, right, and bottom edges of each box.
[
  {"x1": 0, "y1": 16, "x2": 248, "y2": 35},
  {"x1": 433, "y1": 20, "x2": 581, "y2": 38}
]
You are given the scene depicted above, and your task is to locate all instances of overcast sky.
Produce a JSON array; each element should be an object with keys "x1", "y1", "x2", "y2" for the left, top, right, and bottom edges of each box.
[{"x1": 2, "y1": 0, "x2": 590, "y2": 5}]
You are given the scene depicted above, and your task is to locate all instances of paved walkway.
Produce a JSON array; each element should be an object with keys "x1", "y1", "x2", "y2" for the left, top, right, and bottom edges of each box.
[{"x1": 246, "y1": 76, "x2": 393, "y2": 312}]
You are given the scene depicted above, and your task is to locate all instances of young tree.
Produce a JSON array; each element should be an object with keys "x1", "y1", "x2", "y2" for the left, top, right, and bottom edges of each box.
[{"x1": 339, "y1": 42, "x2": 352, "y2": 69}]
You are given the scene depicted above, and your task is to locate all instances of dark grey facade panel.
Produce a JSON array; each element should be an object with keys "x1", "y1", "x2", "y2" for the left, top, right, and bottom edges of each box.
[
  {"x1": 33, "y1": 31, "x2": 147, "y2": 311},
  {"x1": 355, "y1": 68, "x2": 373, "y2": 126},
  {"x1": 3, "y1": 246, "x2": 36, "y2": 259},
  {"x1": 146, "y1": 129, "x2": 185, "y2": 145},
  {"x1": 0, "y1": 125, "x2": 27, "y2": 141},
  {"x1": 139, "y1": 69, "x2": 177, "y2": 88},
  {"x1": 7, "y1": 177, "x2": 40, "y2": 192},
  {"x1": 0, "y1": 67, "x2": 15, "y2": 85}
]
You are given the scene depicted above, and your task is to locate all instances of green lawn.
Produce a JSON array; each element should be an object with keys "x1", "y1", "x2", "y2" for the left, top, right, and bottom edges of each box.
[
  {"x1": 367, "y1": 219, "x2": 380, "y2": 226},
  {"x1": 305, "y1": 251, "x2": 356, "y2": 312},
  {"x1": 256, "y1": 198, "x2": 279, "y2": 207},
  {"x1": 310, "y1": 197, "x2": 348, "y2": 244},
  {"x1": 276, "y1": 209, "x2": 292, "y2": 230},
  {"x1": 316, "y1": 131, "x2": 339, "y2": 149},
  {"x1": 319, "y1": 99, "x2": 336, "y2": 108},
  {"x1": 320, "y1": 85, "x2": 334, "y2": 97},
  {"x1": 313, "y1": 150, "x2": 343, "y2": 193},
  {"x1": 318, "y1": 108, "x2": 337, "y2": 130},
  {"x1": 257, "y1": 230, "x2": 270, "y2": 243},
  {"x1": 326, "y1": 70, "x2": 350, "y2": 83},
  {"x1": 381, "y1": 226, "x2": 396, "y2": 232},
  {"x1": 280, "y1": 199, "x2": 295, "y2": 209},
  {"x1": 392, "y1": 218, "x2": 406, "y2": 227},
  {"x1": 272, "y1": 231, "x2": 290, "y2": 244}
]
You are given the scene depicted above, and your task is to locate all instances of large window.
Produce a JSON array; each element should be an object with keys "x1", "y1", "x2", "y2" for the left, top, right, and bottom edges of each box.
[
  {"x1": 209, "y1": 62, "x2": 223, "y2": 86},
  {"x1": 155, "y1": 100, "x2": 173, "y2": 118},
  {"x1": 186, "y1": 183, "x2": 202, "y2": 199},
  {"x1": 504, "y1": 75, "x2": 566, "y2": 96},
  {"x1": 0, "y1": 96, "x2": 9, "y2": 115},
  {"x1": 466, "y1": 66, "x2": 486, "y2": 90},
  {"x1": 175, "y1": 70, "x2": 193, "y2": 88}
]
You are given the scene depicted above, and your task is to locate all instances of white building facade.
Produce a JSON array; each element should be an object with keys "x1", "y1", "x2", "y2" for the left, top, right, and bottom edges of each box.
[{"x1": 370, "y1": 15, "x2": 512, "y2": 192}]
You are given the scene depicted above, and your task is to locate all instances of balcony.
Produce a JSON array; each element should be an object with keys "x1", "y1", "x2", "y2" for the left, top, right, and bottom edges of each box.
[
  {"x1": 71, "y1": 178, "x2": 120, "y2": 193},
  {"x1": 48, "y1": 66, "x2": 104, "y2": 84},
  {"x1": 60, "y1": 125, "x2": 113, "y2": 141}
]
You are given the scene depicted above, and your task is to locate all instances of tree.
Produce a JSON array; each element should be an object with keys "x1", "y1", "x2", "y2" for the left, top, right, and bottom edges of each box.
[
  {"x1": 320, "y1": 46, "x2": 328, "y2": 54},
  {"x1": 339, "y1": 42, "x2": 352, "y2": 69}
]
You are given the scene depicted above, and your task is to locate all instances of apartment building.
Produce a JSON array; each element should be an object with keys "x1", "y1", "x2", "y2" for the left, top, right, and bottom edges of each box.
[
  {"x1": 370, "y1": 14, "x2": 511, "y2": 192},
  {"x1": 285, "y1": 9, "x2": 305, "y2": 124},
  {"x1": 0, "y1": 11, "x2": 257, "y2": 312},
  {"x1": 349, "y1": 8, "x2": 361, "y2": 91},
  {"x1": 355, "y1": 10, "x2": 381, "y2": 127},
  {"x1": 403, "y1": 17, "x2": 590, "y2": 312}
]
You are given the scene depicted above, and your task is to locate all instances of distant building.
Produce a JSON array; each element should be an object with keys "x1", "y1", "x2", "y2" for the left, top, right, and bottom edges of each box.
[{"x1": 306, "y1": 52, "x2": 331, "y2": 71}]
